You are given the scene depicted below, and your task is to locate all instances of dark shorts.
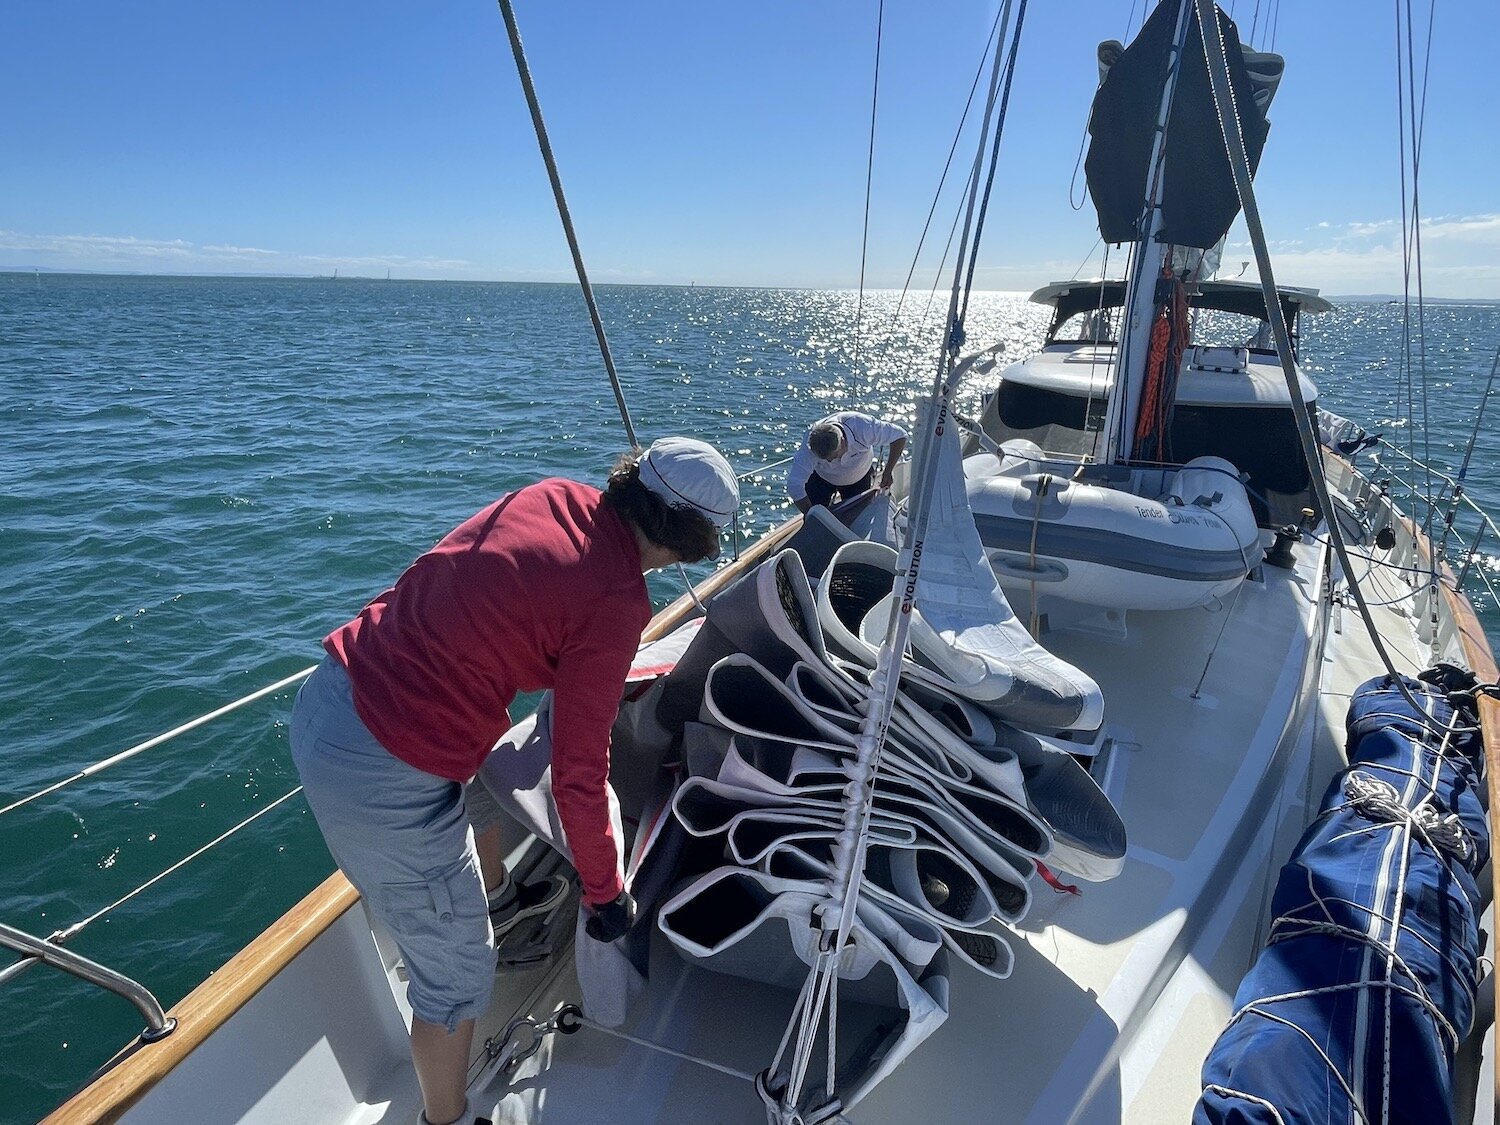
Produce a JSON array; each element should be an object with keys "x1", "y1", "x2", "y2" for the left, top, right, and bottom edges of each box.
[{"x1": 804, "y1": 467, "x2": 874, "y2": 509}]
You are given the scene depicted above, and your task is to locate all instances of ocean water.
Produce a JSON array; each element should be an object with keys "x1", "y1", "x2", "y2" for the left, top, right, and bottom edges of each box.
[{"x1": 1, "y1": 273, "x2": 1496, "y2": 1122}]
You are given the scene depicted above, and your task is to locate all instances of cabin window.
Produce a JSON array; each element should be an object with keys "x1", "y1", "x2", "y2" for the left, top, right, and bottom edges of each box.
[
  {"x1": 1189, "y1": 308, "x2": 1280, "y2": 355},
  {"x1": 991, "y1": 383, "x2": 1107, "y2": 460},
  {"x1": 1170, "y1": 402, "x2": 1318, "y2": 525},
  {"x1": 1054, "y1": 309, "x2": 1117, "y2": 344}
]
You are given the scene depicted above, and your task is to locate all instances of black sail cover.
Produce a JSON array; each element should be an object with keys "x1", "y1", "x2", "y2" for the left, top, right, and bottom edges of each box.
[{"x1": 1085, "y1": 1, "x2": 1282, "y2": 249}]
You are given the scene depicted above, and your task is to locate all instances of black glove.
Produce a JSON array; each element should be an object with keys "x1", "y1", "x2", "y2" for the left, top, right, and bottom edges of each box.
[{"x1": 584, "y1": 891, "x2": 636, "y2": 943}]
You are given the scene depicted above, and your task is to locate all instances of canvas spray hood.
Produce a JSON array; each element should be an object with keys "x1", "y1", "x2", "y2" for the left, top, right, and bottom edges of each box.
[{"x1": 1085, "y1": 1, "x2": 1284, "y2": 249}]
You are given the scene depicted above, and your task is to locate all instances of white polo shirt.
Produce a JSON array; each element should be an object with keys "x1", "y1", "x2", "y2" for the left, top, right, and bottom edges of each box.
[{"x1": 786, "y1": 411, "x2": 908, "y2": 501}]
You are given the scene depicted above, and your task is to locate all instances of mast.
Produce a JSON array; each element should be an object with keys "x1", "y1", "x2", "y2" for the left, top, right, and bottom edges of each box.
[
  {"x1": 1084, "y1": 0, "x2": 1282, "y2": 466},
  {"x1": 1105, "y1": 0, "x2": 1195, "y2": 465}
]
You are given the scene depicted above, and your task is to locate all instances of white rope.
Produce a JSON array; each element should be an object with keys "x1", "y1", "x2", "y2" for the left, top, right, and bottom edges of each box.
[
  {"x1": 1200, "y1": 1084, "x2": 1287, "y2": 1125},
  {"x1": 1341, "y1": 770, "x2": 1474, "y2": 865},
  {"x1": 577, "y1": 1016, "x2": 759, "y2": 1083},
  {"x1": 0, "y1": 665, "x2": 316, "y2": 819},
  {"x1": 1221, "y1": 1004, "x2": 1373, "y2": 1125}
]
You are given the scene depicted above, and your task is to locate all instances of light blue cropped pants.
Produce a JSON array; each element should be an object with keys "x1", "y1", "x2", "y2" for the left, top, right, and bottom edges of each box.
[{"x1": 290, "y1": 656, "x2": 495, "y2": 1031}]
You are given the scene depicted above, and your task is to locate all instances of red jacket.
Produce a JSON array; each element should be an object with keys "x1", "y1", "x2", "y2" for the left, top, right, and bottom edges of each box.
[{"x1": 325, "y1": 478, "x2": 650, "y2": 906}]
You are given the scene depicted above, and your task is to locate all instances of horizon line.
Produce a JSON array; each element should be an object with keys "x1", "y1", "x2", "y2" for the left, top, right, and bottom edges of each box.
[{"x1": 6, "y1": 266, "x2": 1500, "y2": 304}]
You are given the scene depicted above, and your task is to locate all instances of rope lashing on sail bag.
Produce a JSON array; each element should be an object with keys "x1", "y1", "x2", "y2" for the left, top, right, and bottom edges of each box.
[
  {"x1": 1192, "y1": 0, "x2": 1467, "y2": 742},
  {"x1": 1212, "y1": 697, "x2": 1478, "y2": 1124},
  {"x1": 496, "y1": 0, "x2": 712, "y2": 608},
  {"x1": 763, "y1": 2, "x2": 1030, "y2": 1117}
]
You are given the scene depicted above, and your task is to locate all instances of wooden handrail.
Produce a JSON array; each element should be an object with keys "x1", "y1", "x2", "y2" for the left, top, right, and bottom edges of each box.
[
  {"x1": 644, "y1": 516, "x2": 802, "y2": 642},
  {"x1": 44, "y1": 872, "x2": 360, "y2": 1125},
  {"x1": 1438, "y1": 565, "x2": 1500, "y2": 1124},
  {"x1": 44, "y1": 512, "x2": 805, "y2": 1123}
]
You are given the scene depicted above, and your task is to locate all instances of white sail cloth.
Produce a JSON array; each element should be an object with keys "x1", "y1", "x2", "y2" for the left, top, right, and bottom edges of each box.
[
  {"x1": 475, "y1": 698, "x2": 642, "y2": 1028},
  {"x1": 657, "y1": 865, "x2": 951, "y2": 1111},
  {"x1": 819, "y1": 405, "x2": 1105, "y2": 734}
]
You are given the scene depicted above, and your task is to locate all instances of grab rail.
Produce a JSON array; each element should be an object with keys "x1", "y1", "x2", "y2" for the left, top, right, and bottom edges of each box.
[{"x1": 0, "y1": 922, "x2": 176, "y2": 1043}]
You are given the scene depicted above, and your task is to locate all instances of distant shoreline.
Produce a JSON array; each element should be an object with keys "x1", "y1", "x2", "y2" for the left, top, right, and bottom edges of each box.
[{"x1": 5, "y1": 267, "x2": 1500, "y2": 304}]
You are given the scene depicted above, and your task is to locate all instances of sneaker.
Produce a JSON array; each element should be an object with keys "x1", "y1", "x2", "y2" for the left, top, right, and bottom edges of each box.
[{"x1": 489, "y1": 874, "x2": 569, "y2": 939}]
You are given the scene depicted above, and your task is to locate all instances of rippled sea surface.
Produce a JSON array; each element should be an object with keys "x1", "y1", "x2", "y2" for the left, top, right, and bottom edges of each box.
[{"x1": 2, "y1": 273, "x2": 1497, "y2": 1121}]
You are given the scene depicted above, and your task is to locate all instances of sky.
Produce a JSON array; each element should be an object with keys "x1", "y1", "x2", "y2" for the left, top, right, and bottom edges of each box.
[{"x1": 1, "y1": 1, "x2": 1496, "y2": 298}]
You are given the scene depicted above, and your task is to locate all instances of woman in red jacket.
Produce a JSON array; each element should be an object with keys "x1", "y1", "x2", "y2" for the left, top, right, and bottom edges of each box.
[{"x1": 290, "y1": 437, "x2": 738, "y2": 1125}]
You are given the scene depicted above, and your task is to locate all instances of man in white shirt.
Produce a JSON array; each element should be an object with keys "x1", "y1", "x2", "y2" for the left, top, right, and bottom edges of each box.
[{"x1": 786, "y1": 410, "x2": 908, "y2": 514}]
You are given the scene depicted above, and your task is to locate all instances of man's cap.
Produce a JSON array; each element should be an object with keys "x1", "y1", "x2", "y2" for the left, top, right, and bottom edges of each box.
[{"x1": 638, "y1": 437, "x2": 740, "y2": 529}]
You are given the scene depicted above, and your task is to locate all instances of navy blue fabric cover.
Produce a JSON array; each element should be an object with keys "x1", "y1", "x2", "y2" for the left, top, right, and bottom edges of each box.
[{"x1": 1196, "y1": 673, "x2": 1488, "y2": 1125}]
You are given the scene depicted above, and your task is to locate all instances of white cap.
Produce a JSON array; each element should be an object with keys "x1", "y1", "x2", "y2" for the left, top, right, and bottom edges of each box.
[{"x1": 637, "y1": 437, "x2": 739, "y2": 528}]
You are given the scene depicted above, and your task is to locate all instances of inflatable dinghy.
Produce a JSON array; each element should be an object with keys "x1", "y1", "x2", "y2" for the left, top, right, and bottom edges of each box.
[{"x1": 966, "y1": 444, "x2": 1260, "y2": 612}]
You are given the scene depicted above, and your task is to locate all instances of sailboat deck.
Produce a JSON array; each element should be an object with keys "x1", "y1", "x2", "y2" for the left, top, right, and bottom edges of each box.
[
  {"x1": 476, "y1": 534, "x2": 1396, "y2": 1124},
  {"x1": 62, "y1": 501, "x2": 1490, "y2": 1125}
]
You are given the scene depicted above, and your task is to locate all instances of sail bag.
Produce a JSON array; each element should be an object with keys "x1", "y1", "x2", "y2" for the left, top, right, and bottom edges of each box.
[{"x1": 1195, "y1": 671, "x2": 1489, "y2": 1124}]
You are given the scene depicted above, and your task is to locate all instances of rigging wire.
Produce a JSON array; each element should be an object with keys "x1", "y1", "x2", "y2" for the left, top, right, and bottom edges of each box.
[
  {"x1": 955, "y1": 0, "x2": 1031, "y2": 335},
  {"x1": 0, "y1": 785, "x2": 308, "y2": 994},
  {"x1": 1435, "y1": 348, "x2": 1500, "y2": 561},
  {"x1": 889, "y1": 7, "x2": 1005, "y2": 331},
  {"x1": 0, "y1": 667, "x2": 315, "y2": 819},
  {"x1": 1393, "y1": 0, "x2": 1442, "y2": 655},
  {"x1": 52, "y1": 788, "x2": 306, "y2": 946},
  {"x1": 497, "y1": 0, "x2": 723, "y2": 601},
  {"x1": 1193, "y1": 0, "x2": 1464, "y2": 739},
  {"x1": 918, "y1": 186, "x2": 970, "y2": 335},
  {"x1": 769, "y1": 3, "x2": 1027, "y2": 1114},
  {"x1": 1393, "y1": 2, "x2": 1420, "y2": 539},
  {"x1": 1069, "y1": 239, "x2": 1105, "y2": 282},
  {"x1": 496, "y1": 0, "x2": 636, "y2": 449},
  {"x1": 1448, "y1": 348, "x2": 1500, "y2": 494},
  {"x1": 851, "y1": 0, "x2": 886, "y2": 368},
  {"x1": 1392, "y1": 0, "x2": 1440, "y2": 546}
]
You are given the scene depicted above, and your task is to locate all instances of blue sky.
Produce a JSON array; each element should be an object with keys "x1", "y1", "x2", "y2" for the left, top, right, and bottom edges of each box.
[{"x1": 2, "y1": 1, "x2": 1496, "y2": 297}]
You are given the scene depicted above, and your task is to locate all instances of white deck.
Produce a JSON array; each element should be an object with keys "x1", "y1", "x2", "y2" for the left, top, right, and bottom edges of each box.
[
  {"x1": 105, "y1": 486, "x2": 1494, "y2": 1125},
  {"x1": 474, "y1": 536, "x2": 1337, "y2": 1125}
]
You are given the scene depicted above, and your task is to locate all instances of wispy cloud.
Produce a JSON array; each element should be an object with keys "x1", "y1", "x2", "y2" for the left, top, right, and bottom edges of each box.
[
  {"x1": 0, "y1": 229, "x2": 478, "y2": 277},
  {"x1": 200, "y1": 243, "x2": 280, "y2": 257},
  {"x1": 1119, "y1": 213, "x2": 1500, "y2": 297}
]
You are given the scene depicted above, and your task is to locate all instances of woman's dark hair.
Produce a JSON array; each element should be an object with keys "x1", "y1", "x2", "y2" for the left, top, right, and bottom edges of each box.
[{"x1": 601, "y1": 449, "x2": 721, "y2": 563}]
